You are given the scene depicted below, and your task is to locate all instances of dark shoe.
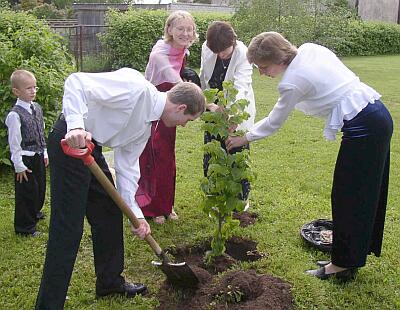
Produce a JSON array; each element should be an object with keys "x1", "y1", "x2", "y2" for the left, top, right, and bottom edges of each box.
[
  {"x1": 96, "y1": 282, "x2": 148, "y2": 298},
  {"x1": 316, "y1": 260, "x2": 330, "y2": 267},
  {"x1": 306, "y1": 266, "x2": 358, "y2": 281},
  {"x1": 36, "y1": 211, "x2": 45, "y2": 220},
  {"x1": 31, "y1": 231, "x2": 41, "y2": 237},
  {"x1": 16, "y1": 231, "x2": 40, "y2": 237}
]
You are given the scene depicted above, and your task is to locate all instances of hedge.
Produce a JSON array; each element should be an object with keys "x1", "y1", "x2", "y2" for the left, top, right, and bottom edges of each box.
[
  {"x1": 100, "y1": 9, "x2": 231, "y2": 71},
  {"x1": 0, "y1": 9, "x2": 75, "y2": 167},
  {"x1": 100, "y1": 7, "x2": 400, "y2": 73},
  {"x1": 333, "y1": 21, "x2": 400, "y2": 56},
  {"x1": 231, "y1": 0, "x2": 400, "y2": 57}
]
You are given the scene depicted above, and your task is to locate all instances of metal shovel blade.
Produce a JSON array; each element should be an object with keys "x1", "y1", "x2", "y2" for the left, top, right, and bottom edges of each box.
[{"x1": 152, "y1": 260, "x2": 199, "y2": 288}]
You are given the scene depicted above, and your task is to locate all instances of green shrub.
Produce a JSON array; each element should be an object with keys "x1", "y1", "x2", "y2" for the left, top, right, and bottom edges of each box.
[
  {"x1": 28, "y1": 3, "x2": 67, "y2": 19},
  {"x1": 232, "y1": 0, "x2": 400, "y2": 57},
  {"x1": 81, "y1": 54, "x2": 113, "y2": 73},
  {"x1": 0, "y1": 0, "x2": 10, "y2": 9},
  {"x1": 331, "y1": 21, "x2": 400, "y2": 56},
  {"x1": 0, "y1": 10, "x2": 75, "y2": 166},
  {"x1": 100, "y1": 9, "x2": 231, "y2": 71},
  {"x1": 20, "y1": 0, "x2": 37, "y2": 11},
  {"x1": 232, "y1": 0, "x2": 312, "y2": 45}
]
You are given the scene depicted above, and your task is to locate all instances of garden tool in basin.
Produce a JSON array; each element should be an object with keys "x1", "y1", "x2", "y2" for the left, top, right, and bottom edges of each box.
[{"x1": 61, "y1": 139, "x2": 199, "y2": 288}]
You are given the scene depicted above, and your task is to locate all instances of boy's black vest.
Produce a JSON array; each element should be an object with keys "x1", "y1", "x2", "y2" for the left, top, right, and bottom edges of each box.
[{"x1": 11, "y1": 103, "x2": 46, "y2": 153}]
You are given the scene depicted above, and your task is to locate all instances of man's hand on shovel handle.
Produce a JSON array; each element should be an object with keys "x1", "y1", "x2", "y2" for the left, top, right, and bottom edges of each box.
[
  {"x1": 131, "y1": 219, "x2": 151, "y2": 240},
  {"x1": 65, "y1": 128, "x2": 92, "y2": 149}
]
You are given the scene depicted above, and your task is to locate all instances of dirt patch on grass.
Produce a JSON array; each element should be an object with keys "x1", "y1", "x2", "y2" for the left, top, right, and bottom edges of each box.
[
  {"x1": 157, "y1": 237, "x2": 294, "y2": 310},
  {"x1": 233, "y1": 211, "x2": 258, "y2": 227}
]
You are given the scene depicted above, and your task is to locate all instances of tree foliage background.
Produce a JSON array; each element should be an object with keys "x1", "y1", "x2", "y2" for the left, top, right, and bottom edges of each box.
[
  {"x1": 232, "y1": 0, "x2": 400, "y2": 56},
  {"x1": 0, "y1": 10, "x2": 74, "y2": 166}
]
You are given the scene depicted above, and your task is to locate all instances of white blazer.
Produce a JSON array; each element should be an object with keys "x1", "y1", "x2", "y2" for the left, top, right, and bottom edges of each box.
[{"x1": 200, "y1": 40, "x2": 256, "y2": 131}]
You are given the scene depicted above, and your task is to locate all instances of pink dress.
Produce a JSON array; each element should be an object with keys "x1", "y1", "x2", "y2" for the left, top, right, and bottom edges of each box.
[{"x1": 138, "y1": 40, "x2": 187, "y2": 217}]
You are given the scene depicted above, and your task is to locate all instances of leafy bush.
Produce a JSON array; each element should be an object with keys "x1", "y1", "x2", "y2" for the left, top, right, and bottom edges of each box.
[
  {"x1": 329, "y1": 20, "x2": 400, "y2": 56},
  {"x1": 0, "y1": 0, "x2": 10, "y2": 9},
  {"x1": 28, "y1": 3, "x2": 68, "y2": 19},
  {"x1": 100, "y1": 9, "x2": 231, "y2": 71},
  {"x1": 0, "y1": 10, "x2": 75, "y2": 166},
  {"x1": 232, "y1": 0, "x2": 312, "y2": 45},
  {"x1": 232, "y1": 0, "x2": 400, "y2": 57},
  {"x1": 20, "y1": 0, "x2": 37, "y2": 11}
]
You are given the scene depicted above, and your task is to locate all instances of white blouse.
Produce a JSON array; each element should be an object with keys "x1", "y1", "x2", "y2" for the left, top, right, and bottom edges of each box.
[{"x1": 246, "y1": 43, "x2": 380, "y2": 142}]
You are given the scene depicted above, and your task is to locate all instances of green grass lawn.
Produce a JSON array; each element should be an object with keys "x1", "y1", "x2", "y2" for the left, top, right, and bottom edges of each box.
[{"x1": 1, "y1": 55, "x2": 399, "y2": 309}]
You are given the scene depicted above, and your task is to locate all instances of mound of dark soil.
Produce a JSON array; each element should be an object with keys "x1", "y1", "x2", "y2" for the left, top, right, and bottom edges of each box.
[
  {"x1": 157, "y1": 237, "x2": 294, "y2": 310},
  {"x1": 233, "y1": 211, "x2": 258, "y2": 227}
]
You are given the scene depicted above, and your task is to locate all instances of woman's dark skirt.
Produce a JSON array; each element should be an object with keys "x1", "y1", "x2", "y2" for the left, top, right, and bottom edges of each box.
[{"x1": 331, "y1": 100, "x2": 393, "y2": 268}]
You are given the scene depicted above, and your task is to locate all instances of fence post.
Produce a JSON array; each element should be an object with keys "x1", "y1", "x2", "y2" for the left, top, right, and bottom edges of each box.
[{"x1": 79, "y1": 25, "x2": 83, "y2": 71}]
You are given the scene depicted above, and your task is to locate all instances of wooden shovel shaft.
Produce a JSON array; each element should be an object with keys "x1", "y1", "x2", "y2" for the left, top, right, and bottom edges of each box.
[{"x1": 88, "y1": 161, "x2": 164, "y2": 257}]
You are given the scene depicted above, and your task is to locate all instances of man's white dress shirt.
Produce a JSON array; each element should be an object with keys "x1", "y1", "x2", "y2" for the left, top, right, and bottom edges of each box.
[{"x1": 62, "y1": 68, "x2": 167, "y2": 218}]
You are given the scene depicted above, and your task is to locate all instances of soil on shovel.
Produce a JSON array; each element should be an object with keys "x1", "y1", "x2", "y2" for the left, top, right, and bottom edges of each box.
[
  {"x1": 233, "y1": 211, "x2": 258, "y2": 227},
  {"x1": 157, "y1": 236, "x2": 294, "y2": 310}
]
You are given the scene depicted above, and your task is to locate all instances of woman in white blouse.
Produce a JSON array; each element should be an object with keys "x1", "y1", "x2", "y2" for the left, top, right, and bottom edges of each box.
[
  {"x1": 200, "y1": 21, "x2": 256, "y2": 209},
  {"x1": 226, "y1": 32, "x2": 393, "y2": 281}
]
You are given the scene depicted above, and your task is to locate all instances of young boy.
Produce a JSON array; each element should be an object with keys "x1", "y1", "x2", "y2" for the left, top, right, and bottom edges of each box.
[{"x1": 5, "y1": 69, "x2": 49, "y2": 237}]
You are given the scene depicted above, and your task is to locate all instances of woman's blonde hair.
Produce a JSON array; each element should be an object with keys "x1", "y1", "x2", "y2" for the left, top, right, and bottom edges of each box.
[
  {"x1": 163, "y1": 10, "x2": 198, "y2": 46},
  {"x1": 247, "y1": 32, "x2": 297, "y2": 66}
]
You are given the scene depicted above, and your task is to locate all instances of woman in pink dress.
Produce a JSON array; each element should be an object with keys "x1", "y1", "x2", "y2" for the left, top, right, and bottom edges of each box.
[{"x1": 138, "y1": 10, "x2": 198, "y2": 224}]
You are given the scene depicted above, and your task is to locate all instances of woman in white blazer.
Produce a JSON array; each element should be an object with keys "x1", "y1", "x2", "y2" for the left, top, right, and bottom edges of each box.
[{"x1": 200, "y1": 21, "x2": 256, "y2": 209}]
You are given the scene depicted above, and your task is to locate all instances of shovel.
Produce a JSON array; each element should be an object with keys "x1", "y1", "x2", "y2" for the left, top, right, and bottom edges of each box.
[{"x1": 60, "y1": 139, "x2": 199, "y2": 288}]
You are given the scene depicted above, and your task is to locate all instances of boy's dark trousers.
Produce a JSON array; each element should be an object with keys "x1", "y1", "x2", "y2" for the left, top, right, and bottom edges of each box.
[
  {"x1": 14, "y1": 153, "x2": 46, "y2": 234},
  {"x1": 35, "y1": 117, "x2": 125, "y2": 310}
]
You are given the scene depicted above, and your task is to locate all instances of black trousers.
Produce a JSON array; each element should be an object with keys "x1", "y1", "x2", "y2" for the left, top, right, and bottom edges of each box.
[
  {"x1": 14, "y1": 153, "x2": 46, "y2": 234},
  {"x1": 35, "y1": 118, "x2": 125, "y2": 310},
  {"x1": 331, "y1": 100, "x2": 393, "y2": 268},
  {"x1": 203, "y1": 131, "x2": 251, "y2": 201}
]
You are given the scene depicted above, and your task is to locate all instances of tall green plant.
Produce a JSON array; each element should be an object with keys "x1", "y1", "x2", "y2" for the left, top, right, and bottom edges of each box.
[{"x1": 200, "y1": 81, "x2": 255, "y2": 263}]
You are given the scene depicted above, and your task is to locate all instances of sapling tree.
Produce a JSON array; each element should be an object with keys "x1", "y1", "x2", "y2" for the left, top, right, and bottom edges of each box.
[{"x1": 200, "y1": 81, "x2": 255, "y2": 263}]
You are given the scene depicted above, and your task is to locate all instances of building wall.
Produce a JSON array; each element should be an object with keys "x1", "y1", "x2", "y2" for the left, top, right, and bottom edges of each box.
[
  {"x1": 358, "y1": 0, "x2": 399, "y2": 23},
  {"x1": 348, "y1": 0, "x2": 400, "y2": 24}
]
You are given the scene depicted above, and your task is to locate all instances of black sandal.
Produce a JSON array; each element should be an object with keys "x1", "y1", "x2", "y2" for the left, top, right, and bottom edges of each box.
[{"x1": 306, "y1": 266, "x2": 358, "y2": 281}]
